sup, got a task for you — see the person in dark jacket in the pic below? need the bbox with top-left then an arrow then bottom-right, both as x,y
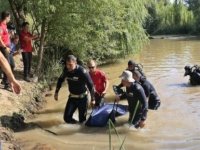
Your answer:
132,70 -> 160,110
115,70 -> 148,128
118,60 -> 145,88
54,55 -> 95,124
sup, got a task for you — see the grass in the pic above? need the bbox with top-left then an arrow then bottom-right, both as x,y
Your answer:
108,101 -> 140,150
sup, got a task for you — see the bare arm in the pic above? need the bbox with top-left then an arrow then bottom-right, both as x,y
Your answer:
0,38 -> 6,48
102,79 -> 109,94
0,51 -> 14,81
0,52 -> 21,94
54,68 -> 67,101
24,34 -> 39,42
0,35 -> 10,53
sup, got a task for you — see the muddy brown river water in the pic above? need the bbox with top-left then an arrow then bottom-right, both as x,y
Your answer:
15,37 -> 200,150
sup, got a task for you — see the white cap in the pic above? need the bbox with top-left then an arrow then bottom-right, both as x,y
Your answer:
119,70 -> 134,82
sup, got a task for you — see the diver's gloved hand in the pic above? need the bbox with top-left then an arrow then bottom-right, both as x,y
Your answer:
113,85 -> 124,96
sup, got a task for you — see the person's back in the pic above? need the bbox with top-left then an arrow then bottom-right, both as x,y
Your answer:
140,76 -> 156,97
132,71 -> 160,110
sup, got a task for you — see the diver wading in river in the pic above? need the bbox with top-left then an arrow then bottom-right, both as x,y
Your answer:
132,70 -> 161,110
115,70 -> 148,128
54,55 -> 95,124
117,60 -> 145,88
184,65 -> 200,85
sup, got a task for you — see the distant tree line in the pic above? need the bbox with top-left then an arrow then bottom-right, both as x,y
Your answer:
145,0 -> 200,34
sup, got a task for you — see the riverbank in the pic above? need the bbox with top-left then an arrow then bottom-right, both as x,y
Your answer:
0,55 -> 47,150
149,34 -> 200,40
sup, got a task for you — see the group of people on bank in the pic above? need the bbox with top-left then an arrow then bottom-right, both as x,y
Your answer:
0,11 -> 38,93
54,55 -> 161,128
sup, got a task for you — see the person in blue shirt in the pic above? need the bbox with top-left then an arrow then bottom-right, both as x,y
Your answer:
9,34 -> 20,71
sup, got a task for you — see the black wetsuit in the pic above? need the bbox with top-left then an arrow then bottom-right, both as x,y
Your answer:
120,82 -> 148,127
139,76 -> 160,110
55,65 -> 95,123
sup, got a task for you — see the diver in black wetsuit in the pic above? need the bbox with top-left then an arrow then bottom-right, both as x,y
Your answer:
132,70 -> 161,110
54,55 -> 95,124
118,60 -> 145,88
115,70 -> 148,128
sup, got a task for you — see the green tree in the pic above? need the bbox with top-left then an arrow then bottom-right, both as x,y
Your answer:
7,0 -> 149,82
0,0 -> 10,12
145,0 -> 194,34
185,0 -> 200,33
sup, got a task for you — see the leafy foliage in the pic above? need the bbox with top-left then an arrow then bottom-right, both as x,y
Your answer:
5,0 -> 148,81
145,0 -> 195,34
185,0 -> 200,33
0,0 -> 10,12
29,0 -> 149,62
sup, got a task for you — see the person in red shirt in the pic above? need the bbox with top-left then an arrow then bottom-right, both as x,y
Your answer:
87,59 -> 109,107
20,22 -> 38,82
0,11 -> 11,89
0,11 -> 11,53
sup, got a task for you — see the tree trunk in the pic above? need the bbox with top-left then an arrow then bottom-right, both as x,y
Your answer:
36,18 -> 47,79
7,0 -> 25,33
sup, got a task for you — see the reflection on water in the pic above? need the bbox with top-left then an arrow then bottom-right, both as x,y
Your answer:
15,38 -> 200,150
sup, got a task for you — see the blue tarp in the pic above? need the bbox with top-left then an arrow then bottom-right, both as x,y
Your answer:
85,103 -> 128,127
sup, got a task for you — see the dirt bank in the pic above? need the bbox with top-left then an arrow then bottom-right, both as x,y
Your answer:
0,55 -> 47,150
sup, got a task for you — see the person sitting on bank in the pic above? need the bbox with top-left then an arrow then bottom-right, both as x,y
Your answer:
115,70 -> 148,128
54,55 -> 95,124
87,59 -> 109,107
132,70 -> 160,110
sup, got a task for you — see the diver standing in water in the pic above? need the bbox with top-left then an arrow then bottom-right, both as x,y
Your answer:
116,70 -> 148,128
54,55 -> 95,124
132,70 -> 161,110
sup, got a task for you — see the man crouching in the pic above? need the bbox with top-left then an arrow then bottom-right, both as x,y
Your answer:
115,70 -> 148,128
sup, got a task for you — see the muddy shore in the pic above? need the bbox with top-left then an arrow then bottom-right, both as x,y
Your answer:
0,55 -> 48,150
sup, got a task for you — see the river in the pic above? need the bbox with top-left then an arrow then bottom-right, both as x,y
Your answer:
15,37 -> 200,150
